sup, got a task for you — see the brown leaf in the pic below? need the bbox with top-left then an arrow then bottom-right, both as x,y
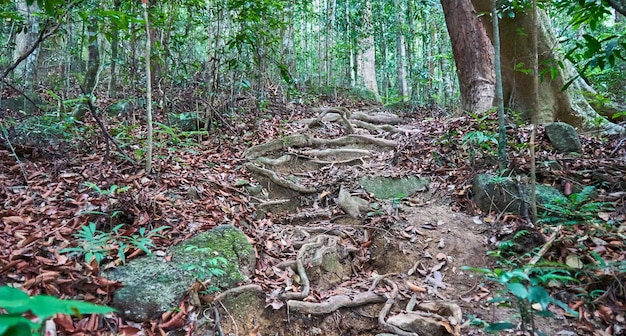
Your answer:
406,281 -> 427,293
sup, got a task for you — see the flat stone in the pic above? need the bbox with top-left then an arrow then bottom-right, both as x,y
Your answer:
360,175 -> 429,199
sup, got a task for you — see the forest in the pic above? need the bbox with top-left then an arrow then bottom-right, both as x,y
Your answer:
0,0 -> 625,335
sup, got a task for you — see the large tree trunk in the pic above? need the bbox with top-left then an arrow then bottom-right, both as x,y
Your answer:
471,0 -> 624,134
440,0 -> 495,114
357,0 -> 380,101
13,0 -> 40,93
394,0 -> 409,101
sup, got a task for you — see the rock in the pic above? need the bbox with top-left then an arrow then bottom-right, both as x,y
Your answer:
386,301 -> 462,336
104,225 -> 255,321
472,174 -> 529,215
545,122 -> 582,153
360,175 -> 429,199
472,174 -> 565,215
338,185 -> 370,218
535,184 -> 567,205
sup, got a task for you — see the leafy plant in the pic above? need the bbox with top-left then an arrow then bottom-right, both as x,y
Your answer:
462,267 -> 578,335
182,245 -> 229,281
60,222 -> 169,265
462,130 -> 499,165
539,186 -> 614,226
0,285 -> 114,336
83,182 -> 131,197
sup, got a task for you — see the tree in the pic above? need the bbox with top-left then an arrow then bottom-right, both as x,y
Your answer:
12,0 -> 40,93
469,0 -> 624,134
440,0 -> 495,114
394,0 -> 409,101
356,0 -> 380,101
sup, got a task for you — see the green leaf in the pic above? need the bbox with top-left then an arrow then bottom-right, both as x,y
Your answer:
528,286 -> 551,310
485,322 -> 515,332
30,295 -> 115,321
506,283 -> 528,299
0,317 -> 33,336
0,286 -> 31,314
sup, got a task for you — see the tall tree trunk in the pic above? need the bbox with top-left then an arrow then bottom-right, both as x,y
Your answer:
83,1 -> 100,95
357,0 -> 380,101
440,0 -> 495,114
471,0 -> 624,134
108,0 -> 121,98
394,0 -> 408,101
13,0 -> 40,94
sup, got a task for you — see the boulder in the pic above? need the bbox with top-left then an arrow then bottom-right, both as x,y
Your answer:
104,225 -> 255,321
473,174 -> 565,215
545,122 -> 582,153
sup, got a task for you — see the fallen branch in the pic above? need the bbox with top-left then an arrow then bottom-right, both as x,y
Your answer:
526,225 -> 561,271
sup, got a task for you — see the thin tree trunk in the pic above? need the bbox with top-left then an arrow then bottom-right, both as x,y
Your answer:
492,0 -> 506,171
108,0 -> 121,98
143,0 -> 154,173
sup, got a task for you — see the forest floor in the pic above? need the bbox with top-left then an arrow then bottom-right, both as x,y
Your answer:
1,92 -> 625,336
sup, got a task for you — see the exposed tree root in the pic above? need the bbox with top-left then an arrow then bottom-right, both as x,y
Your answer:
309,107 -> 355,134
244,163 -> 317,194
294,148 -> 371,160
213,284 -> 263,303
278,235 -> 338,300
351,111 -> 402,125
257,199 -> 291,208
370,275 -> 419,336
244,134 -> 397,160
287,291 -> 386,315
276,235 -> 340,278
256,155 -> 292,166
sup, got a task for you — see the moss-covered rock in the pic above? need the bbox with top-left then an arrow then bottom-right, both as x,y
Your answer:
472,174 -> 565,215
360,175 -> 429,199
104,225 -> 254,321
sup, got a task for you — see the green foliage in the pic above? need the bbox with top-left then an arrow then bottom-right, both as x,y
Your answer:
539,186 -> 614,226
0,285 -> 114,336
462,266 -> 577,334
182,246 -> 229,281
60,223 -> 169,265
83,182 -> 130,197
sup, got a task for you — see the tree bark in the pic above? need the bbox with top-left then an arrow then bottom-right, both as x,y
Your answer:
471,0 -> 624,134
357,0 -> 380,101
83,0 -> 100,95
13,0 -> 40,93
394,0 -> 409,101
108,0 -> 121,98
440,0 -> 495,114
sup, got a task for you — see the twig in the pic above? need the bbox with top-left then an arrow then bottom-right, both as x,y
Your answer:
526,225 -> 561,271
81,88 -> 135,164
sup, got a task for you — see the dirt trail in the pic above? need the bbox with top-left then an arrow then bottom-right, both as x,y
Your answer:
201,106 -> 526,336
